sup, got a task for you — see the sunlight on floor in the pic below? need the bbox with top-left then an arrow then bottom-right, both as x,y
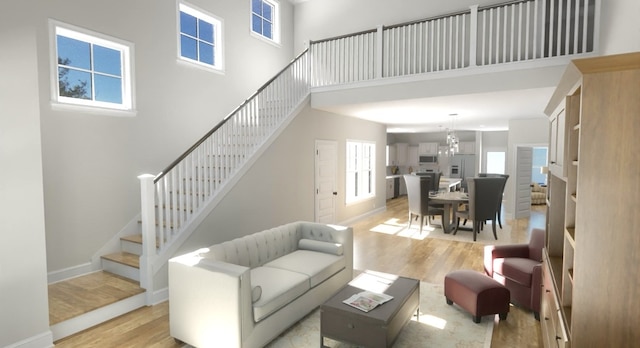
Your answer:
369,218 -> 438,240
412,312 -> 447,330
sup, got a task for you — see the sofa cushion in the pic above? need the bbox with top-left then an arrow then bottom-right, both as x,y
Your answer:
264,250 -> 344,288
250,266 -> 310,322
493,257 -> 540,287
299,238 -> 343,256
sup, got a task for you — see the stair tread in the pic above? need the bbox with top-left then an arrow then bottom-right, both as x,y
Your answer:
121,234 -> 162,248
48,271 -> 144,325
101,252 -> 140,268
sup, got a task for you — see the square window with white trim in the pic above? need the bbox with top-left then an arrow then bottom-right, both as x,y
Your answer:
346,140 -> 376,204
179,2 -> 224,71
51,22 -> 134,111
251,0 -> 280,44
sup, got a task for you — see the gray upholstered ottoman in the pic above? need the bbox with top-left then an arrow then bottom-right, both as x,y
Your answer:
444,270 -> 510,323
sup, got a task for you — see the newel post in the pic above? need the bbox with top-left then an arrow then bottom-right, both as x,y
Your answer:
469,5 -> 479,67
138,174 -> 156,304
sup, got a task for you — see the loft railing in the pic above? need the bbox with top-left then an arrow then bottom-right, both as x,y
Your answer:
137,0 -> 597,302
309,0 -> 597,86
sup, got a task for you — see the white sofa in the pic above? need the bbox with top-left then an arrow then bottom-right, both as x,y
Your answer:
168,221 -> 353,348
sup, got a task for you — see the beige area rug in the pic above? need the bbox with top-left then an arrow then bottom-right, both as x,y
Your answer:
266,281 -> 494,348
368,216 -> 515,245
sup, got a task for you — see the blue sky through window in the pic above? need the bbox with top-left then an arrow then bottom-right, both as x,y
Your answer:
252,0 -> 274,39
57,33 -> 124,105
180,8 -> 216,66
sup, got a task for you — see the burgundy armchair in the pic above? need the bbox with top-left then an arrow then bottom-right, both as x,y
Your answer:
483,228 -> 546,320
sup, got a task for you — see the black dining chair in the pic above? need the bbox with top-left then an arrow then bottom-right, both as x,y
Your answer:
403,174 -> 445,234
454,177 -> 504,241
478,173 -> 509,229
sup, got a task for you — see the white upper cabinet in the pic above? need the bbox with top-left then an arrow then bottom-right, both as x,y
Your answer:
418,142 -> 439,155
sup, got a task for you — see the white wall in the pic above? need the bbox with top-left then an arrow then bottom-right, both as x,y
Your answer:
178,102 -> 387,255
0,9 -> 52,347
504,118 -> 549,219
25,0 -> 295,273
599,0 -> 640,55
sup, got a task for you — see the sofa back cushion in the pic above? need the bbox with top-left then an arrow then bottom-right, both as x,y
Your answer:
202,222 -> 300,268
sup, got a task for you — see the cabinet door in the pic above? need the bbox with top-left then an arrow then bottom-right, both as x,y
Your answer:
549,106 -> 566,176
396,143 -> 408,165
386,179 -> 394,199
408,146 -> 419,167
459,142 -> 475,154
387,145 -> 397,165
419,142 -> 438,155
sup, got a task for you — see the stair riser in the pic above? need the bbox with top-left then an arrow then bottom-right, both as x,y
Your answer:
50,292 -> 146,341
120,239 -> 142,255
102,259 -> 140,282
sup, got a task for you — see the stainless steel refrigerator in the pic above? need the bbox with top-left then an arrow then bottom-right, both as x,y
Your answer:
449,154 -> 476,181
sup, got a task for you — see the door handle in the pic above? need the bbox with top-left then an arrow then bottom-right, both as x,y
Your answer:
333,192 -> 338,195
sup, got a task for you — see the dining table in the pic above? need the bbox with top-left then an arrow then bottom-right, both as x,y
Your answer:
429,191 -> 469,233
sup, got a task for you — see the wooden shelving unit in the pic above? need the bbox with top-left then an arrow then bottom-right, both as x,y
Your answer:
541,52 -> 640,348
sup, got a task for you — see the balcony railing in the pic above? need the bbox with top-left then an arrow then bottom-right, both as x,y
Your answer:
310,0 -> 597,86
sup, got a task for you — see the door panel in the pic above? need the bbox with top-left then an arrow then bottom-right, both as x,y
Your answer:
315,140 -> 337,223
515,146 -> 533,218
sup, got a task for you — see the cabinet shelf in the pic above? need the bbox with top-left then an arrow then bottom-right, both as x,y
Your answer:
572,160 -> 578,166
565,228 -> 576,247
568,268 -> 574,284
570,193 -> 577,203
573,124 -> 580,131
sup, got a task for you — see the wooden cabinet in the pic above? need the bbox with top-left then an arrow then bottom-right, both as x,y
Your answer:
548,105 -> 567,177
418,142 -> 438,155
543,52 -> 640,348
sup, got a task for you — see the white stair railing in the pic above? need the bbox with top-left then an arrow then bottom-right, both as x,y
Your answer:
137,0 -> 598,303
138,50 -> 310,301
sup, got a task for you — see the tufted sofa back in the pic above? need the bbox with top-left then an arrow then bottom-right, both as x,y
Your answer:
201,221 -> 348,269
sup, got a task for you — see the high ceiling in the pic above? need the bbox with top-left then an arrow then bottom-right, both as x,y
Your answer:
313,87 -> 555,133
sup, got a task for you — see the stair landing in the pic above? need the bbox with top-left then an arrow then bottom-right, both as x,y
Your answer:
49,271 -> 144,325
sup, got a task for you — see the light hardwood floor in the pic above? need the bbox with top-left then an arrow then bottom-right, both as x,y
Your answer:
54,196 -> 545,347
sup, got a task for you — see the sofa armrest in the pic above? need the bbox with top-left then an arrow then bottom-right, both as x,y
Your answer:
531,263 -> 543,313
169,250 -> 253,347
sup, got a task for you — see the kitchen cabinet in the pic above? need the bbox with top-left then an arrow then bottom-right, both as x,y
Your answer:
395,143 -> 408,165
385,178 -> 394,199
387,145 -> 396,166
418,142 -> 438,155
542,52 -> 640,348
408,146 -> 419,167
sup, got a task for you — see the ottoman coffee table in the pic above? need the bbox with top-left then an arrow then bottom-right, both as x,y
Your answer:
320,271 -> 420,348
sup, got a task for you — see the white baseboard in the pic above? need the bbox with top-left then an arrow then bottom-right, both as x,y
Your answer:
339,206 -> 386,226
4,331 -> 54,348
47,262 -> 94,284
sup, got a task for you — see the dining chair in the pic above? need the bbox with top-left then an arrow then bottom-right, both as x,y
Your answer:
478,173 -> 509,229
454,177 -> 504,241
403,174 -> 445,234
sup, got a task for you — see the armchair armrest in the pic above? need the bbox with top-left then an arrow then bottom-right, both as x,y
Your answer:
531,263 -> 543,314
483,244 -> 530,276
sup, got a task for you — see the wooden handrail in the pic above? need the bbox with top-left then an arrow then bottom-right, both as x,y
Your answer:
153,48 -> 309,183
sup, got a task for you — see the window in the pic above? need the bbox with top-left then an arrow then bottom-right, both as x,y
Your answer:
532,147 -> 549,185
346,141 -> 375,203
179,3 -> 223,70
486,151 -> 506,174
251,0 -> 280,44
52,23 -> 133,110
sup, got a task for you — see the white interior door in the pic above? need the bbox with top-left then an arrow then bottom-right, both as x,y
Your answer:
515,146 -> 533,218
315,140 -> 337,223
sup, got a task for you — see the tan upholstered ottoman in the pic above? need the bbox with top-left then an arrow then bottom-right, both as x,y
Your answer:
444,270 -> 510,323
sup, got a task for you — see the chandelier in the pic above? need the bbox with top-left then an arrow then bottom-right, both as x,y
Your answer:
439,114 -> 459,157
